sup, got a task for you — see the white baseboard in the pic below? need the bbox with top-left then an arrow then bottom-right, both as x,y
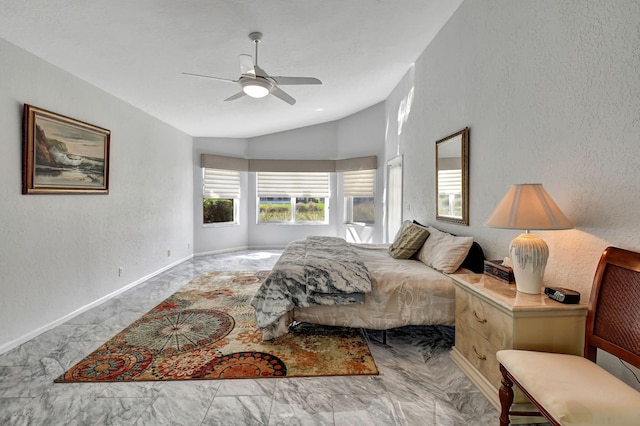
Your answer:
0,254 -> 193,355
248,245 -> 286,250
194,245 -> 285,257
194,246 -> 249,257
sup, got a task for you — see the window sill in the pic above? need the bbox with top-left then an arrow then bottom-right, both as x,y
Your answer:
256,222 -> 329,226
203,222 -> 239,228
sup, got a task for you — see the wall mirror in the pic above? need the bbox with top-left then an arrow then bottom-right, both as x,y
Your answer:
436,127 -> 469,225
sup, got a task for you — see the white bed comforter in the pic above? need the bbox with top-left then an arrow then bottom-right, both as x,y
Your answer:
293,243 -> 456,330
255,242 -> 457,340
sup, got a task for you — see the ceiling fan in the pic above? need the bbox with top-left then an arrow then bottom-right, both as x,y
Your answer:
183,32 -> 322,105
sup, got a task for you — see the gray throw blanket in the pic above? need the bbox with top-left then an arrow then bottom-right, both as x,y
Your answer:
251,236 -> 371,339
304,236 -> 372,294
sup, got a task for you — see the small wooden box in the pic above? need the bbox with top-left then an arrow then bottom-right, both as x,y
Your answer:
484,260 -> 515,284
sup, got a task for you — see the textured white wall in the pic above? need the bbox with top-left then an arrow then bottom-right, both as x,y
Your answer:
388,0 -> 640,297
386,0 -> 640,387
0,38 -> 193,352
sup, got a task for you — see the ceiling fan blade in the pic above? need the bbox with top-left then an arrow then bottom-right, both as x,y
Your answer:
253,65 -> 270,78
270,76 -> 322,85
224,91 -> 246,102
270,86 -> 296,105
239,54 -> 255,76
182,72 -> 238,84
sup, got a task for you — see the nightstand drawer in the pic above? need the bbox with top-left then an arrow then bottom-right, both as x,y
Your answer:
455,287 -> 513,349
455,327 -> 501,389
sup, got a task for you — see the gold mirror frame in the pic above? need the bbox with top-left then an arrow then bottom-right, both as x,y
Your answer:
436,127 -> 469,225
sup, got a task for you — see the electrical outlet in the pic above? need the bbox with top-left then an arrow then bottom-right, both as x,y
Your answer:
167,249 -> 171,257
118,267 -> 123,277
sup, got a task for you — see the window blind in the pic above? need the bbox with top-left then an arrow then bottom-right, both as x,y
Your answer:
437,169 -> 462,195
257,172 -> 329,198
343,169 -> 375,197
203,168 -> 240,199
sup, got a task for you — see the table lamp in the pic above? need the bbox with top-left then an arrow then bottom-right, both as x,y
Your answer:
485,184 -> 572,294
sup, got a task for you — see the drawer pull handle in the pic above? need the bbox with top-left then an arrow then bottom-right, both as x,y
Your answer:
472,310 -> 487,324
472,345 -> 487,361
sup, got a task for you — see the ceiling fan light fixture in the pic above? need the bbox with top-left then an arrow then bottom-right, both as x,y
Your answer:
241,78 -> 272,98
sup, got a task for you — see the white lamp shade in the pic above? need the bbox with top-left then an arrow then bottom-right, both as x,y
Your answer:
485,184 -> 572,230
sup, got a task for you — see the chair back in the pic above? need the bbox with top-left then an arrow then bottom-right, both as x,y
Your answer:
585,246 -> 640,369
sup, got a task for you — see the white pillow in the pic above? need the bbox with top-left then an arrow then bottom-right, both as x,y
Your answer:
415,227 -> 473,273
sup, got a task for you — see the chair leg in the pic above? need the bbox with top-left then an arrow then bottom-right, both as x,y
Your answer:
499,364 -> 514,426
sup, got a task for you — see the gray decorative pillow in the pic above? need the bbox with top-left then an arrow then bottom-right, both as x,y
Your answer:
389,221 -> 430,259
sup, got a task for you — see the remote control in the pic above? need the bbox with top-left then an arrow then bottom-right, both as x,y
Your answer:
544,287 -> 581,304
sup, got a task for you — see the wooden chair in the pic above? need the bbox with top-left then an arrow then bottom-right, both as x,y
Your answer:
496,246 -> 640,426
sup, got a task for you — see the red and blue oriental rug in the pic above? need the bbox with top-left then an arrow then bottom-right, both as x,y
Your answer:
55,270 -> 378,382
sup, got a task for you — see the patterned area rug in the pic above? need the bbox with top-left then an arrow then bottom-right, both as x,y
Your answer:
55,271 -> 378,382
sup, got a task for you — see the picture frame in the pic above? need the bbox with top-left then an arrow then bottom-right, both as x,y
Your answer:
22,104 -> 110,194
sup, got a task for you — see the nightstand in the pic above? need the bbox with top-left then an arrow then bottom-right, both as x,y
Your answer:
449,273 -> 587,416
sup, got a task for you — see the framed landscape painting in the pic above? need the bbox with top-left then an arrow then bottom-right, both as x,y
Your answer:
22,104 -> 110,194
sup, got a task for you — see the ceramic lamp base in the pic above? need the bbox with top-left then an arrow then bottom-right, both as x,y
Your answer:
509,232 -> 549,294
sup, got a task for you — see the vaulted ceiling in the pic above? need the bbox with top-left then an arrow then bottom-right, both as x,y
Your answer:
0,0 -> 462,138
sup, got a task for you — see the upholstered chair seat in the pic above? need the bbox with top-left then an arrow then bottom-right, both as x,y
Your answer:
497,350 -> 640,425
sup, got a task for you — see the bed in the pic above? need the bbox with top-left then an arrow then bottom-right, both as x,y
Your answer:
251,222 -> 485,340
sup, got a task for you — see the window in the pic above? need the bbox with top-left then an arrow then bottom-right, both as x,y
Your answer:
344,169 -> 375,224
257,172 -> 329,223
203,168 -> 240,224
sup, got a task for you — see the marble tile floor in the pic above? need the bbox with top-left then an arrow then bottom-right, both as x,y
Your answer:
0,249 -> 501,425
